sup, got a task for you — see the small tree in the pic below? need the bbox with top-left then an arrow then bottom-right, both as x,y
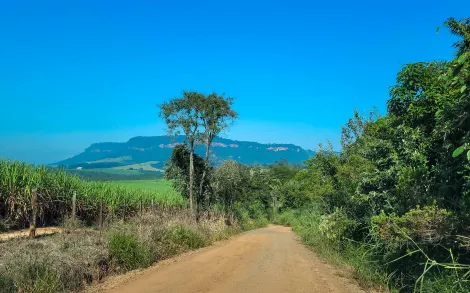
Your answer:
159,91 -> 205,212
212,160 -> 249,218
198,93 -> 238,212
165,145 -> 210,201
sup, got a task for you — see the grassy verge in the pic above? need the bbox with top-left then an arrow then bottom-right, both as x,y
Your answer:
0,209 -> 266,293
275,207 -> 390,292
276,207 -> 470,293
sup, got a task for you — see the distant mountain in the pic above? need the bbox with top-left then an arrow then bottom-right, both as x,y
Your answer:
55,136 -> 314,170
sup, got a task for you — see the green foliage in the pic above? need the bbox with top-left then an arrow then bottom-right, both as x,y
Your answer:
233,201 -> 269,230
212,160 -> 250,208
148,225 -> 208,260
272,17 -> 470,292
0,160 -> 184,229
6,260 -> 62,293
168,226 -> 208,249
113,179 -> 174,192
277,207 -> 388,290
453,144 -> 470,162
165,145 -> 211,209
159,91 -> 211,211
0,220 -> 7,232
69,168 -> 163,181
318,208 -> 357,245
371,204 -> 453,249
0,274 -> 15,293
108,232 -> 154,271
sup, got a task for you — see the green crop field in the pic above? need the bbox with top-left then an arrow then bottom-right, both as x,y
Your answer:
79,168 -> 146,176
0,160 -> 185,229
112,179 -> 173,192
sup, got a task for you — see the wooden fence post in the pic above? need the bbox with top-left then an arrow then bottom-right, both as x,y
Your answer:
72,191 -> 77,222
123,199 -> 126,222
151,199 -> 154,215
99,194 -> 103,239
139,196 -> 143,218
29,188 -> 38,239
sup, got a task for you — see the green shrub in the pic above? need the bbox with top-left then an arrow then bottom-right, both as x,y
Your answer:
0,274 -> 15,293
149,225 -> 208,259
0,220 -> 7,232
318,207 -> 357,245
108,232 -> 154,271
420,272 -> 470,293
170,226 -> 207,250
278,207 -> 388,291
233,204 -> 268,231
150,227 -> 181,259
30,268 -> 62,293
371,203 -> 452,249
211,225 -> 241,241
6,261 -> 62,293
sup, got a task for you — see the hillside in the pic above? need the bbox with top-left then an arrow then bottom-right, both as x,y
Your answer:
56,136 -> 314,170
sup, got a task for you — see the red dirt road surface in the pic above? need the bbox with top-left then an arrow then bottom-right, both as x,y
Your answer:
92,225 -> 367,293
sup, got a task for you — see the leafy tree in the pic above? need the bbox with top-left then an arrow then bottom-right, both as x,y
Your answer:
212,160 -> 250,216
159,91 -> 205,212
440,18 -> 470,165
164,145 -> 209,202
444,17 -> 470,56
198,93 -> 238,213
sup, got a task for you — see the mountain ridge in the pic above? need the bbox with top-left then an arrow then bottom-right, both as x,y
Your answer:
56,135 -> 314,169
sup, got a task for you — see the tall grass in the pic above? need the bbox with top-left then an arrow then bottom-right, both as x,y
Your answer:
277,207 -> 470,292
0,208 -> 264,293
0,160 -> 185,229
276,207 -> 390,291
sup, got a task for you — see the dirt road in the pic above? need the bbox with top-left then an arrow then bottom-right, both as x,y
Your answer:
0,227 -> 63,241
95,225 -> 366,293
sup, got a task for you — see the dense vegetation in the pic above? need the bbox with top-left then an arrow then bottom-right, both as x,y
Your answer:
0,160 -> 184,229
0,210 -> 247,293
0,157 -> 270,293
272,17 -> 470,292
165,145 -> 273,227
1,16 -> 469,293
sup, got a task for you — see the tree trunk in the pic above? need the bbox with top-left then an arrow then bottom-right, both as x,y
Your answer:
272,193 -> 275,222
29,188 -> 38,239
72,191 -> 76,223
189,149 -> 194,213
99,194 -> 103,240
198,140 -> 211,218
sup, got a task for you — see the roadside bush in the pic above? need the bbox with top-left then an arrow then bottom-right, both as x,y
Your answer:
150,225 -> 208,259
108,232 -> 154,271
0,274 -> 15,293
318,207 -> 357,245
170,225 -> 207,249
6,260 -> 62,293
278,207 -> 388,291
150,227 -> 182,259
211,225 -> 241,241
420,273 -> 470,293
233,203 -> 268,231
371,203 -> 453,249
0,220 -> 7,232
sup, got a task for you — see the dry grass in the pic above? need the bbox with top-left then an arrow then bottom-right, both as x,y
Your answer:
0,210 -> 240,293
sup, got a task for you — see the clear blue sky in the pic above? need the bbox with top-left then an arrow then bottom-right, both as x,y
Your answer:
1,1 -> 469,164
